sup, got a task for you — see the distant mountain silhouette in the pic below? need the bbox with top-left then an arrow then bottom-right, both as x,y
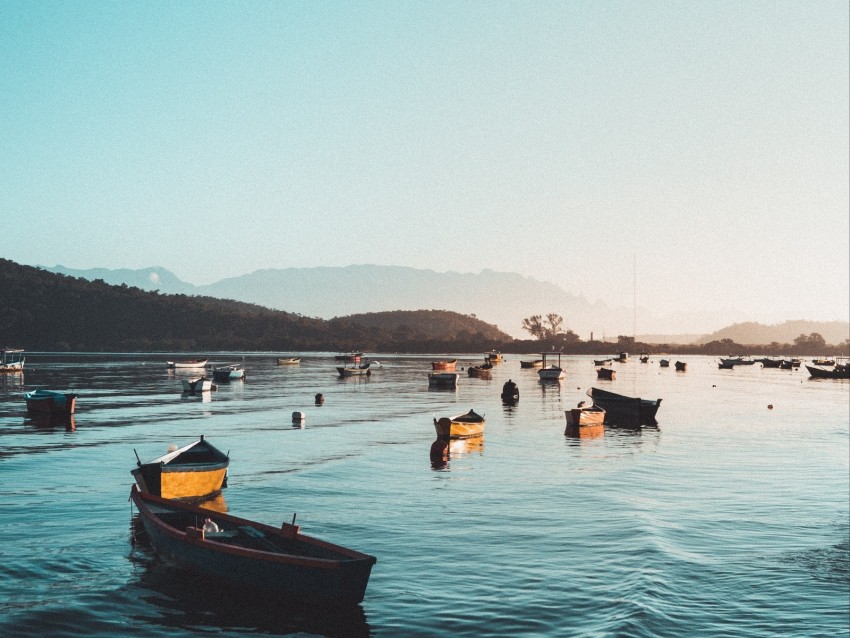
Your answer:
40,264 -> 849,344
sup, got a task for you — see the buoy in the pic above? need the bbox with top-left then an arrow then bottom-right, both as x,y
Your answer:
292,411 -> 306,427
430,439 -> 449,462
767,404 -> 773,410
315,393 -> 324,405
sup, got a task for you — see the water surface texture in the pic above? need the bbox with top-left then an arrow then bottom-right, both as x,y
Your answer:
0,353 -> 847,637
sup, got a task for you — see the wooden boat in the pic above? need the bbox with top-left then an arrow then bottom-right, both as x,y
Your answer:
212,365 -> 244,382
719,357 -> 755,367
596,367 -> 616,380
167,359 -> 208,369
811,358 -> 835,366
537,352 -> 565,380
718,360 -> 736,369
467,364 -> 493,379
181,377 -> 214,393
659,359 -> 670,367
639,353 -> 649,363
806,364 -> 850,379
132,435 -> 229,499
780,358 -> 801,369
564,404 -> 605,428
428,371 -> 459,388
586,387 -> 662,428
520,359 -> 543,369
130,484 -> 376,604
277,357 -> 301,365
24,389 -> 77,416
617,352 -> 629,363
593,358 -> 613,366
485,351 -> 503,364
500,379 -> 519,403
757,358 -> 783,368
334,352 -> 363,363
0,348 -> 25,373
674,361 -> 687,372
431,359 -> 457,371
434,409 -> 485,439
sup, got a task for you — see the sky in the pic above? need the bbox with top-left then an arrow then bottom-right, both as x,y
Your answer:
2,1 -> 848,333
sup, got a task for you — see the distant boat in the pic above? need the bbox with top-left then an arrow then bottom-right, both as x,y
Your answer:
24,389 -> 77,416
167,359 -> 208,369
593,358 -> 613,366
617,352 -> 629,363
434,409 -> 486,439
811,358 -> 835,366
780,358 -> 801,369
431,359 -> 457,371
0,348 -> 25,373
639,353 -> 649,363
335,352 -> 363,363
132,435 -> 229,500
719,357 -> 755,367
659,359 -> 670,367
586,387 -> 662,428
468,363 -> 493,379
757,358 -> 783,368
675,361 -> 688,372
520,359 -> 543,369
537,352 -> 565,381
130,485 -> 377,605
718,360 -> 736,369
596,367 -> 616,380
337,362 -> 371,378
428,371 -> 459,388
485,351 -> 503,364
277,357 -> 301,365
181,377 -> 214,393
213,365 -> 244,382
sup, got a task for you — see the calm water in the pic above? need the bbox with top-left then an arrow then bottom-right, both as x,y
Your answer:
0,353 -> 847,637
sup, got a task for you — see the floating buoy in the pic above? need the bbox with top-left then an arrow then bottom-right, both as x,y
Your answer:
429,438 -> 449,462
315,393 -> 324,405
292,411 -> 306,427
767,404 -> 773,410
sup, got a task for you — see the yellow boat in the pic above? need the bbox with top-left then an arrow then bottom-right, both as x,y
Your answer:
132,435 -> 229,500
434,409 -> 485,439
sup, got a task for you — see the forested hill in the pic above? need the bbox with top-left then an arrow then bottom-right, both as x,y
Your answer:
0,259 -> 510,352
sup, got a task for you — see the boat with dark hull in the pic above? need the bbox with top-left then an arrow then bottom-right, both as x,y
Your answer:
428,371 -> 459,388
596,367 -> 616,380
675,361 -> 688,372
132,435 -> 230,500
805,364 -> 849,379
24,389 -> 77,416
586,387 -> 661,428
130,485 -> 376,605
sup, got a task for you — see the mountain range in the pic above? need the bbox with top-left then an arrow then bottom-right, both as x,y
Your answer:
40,264 -> 849,345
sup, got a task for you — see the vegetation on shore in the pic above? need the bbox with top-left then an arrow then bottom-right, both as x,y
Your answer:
1,259 -> 847,356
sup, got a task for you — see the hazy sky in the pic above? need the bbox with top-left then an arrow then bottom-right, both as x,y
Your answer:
2,1 -> 848,328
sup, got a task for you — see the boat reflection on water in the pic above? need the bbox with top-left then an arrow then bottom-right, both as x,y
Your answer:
429,435 -> 484,468
564,423 -> 604,439
26,413 -> 76,432
127,532 -> 370,637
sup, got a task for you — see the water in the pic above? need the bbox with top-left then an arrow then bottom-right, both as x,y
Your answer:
0,353 -> 847,637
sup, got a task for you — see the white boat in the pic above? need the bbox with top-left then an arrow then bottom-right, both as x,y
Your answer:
537,352 -> 565,380
213,365 -> 244,382
167,358 -> 208,369
0,348 -> 25,373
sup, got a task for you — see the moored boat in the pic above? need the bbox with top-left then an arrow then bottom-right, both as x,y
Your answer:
675,361 -> 687,372
428,371 -> 459,388
520,359 -> 544,369
132,435 -> 229,499
24,389 -> 77,416
431,359 -> 457,371
277,357 -> 301,365
0,348 -> 25,373
659,359 -> 670,367
485,351 -> 503,364
564,404 -> 605,428
805,364 -> 850,379
780,358 -> 801,369
812,358 -> 835,366
617,352 -> 629,363
596,367 -> 616,380
167,359 -> 208,369
500,379 -> 519,404
337,363 -> 371,377
757,358 -> 783,368
468,364 -> 493,379
719,357 -> 755,366
593,358 -> 613,366
213,365 -> 245,382
537,352 -> 565,381
434,409 -> 485,439
586,387 -> 662,428
639,353 -> 649,363
130,485 -> 377,605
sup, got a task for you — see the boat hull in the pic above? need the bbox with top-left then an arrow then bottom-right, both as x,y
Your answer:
565,406 -> 605,428
806,365 -> 850,379
132,436 -> 230,499
24,390 -> 76,415
130,486 -> 376,605
587,387 -> 661,428
434,410 -> 485,439
167,359 -> 208,369
537,366 -> 564,380
428,372 -> 459,388
596,368 -> 616,380
431,360 -> 457,371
